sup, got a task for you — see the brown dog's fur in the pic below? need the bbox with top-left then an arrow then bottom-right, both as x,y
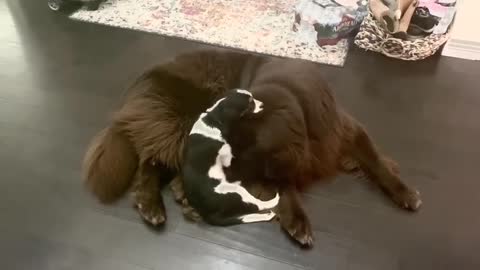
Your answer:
82,50 -> 421,246
83,50 -> 268,223
226,58 -> 421,245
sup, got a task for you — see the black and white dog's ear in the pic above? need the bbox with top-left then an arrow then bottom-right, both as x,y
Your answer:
207,109 -> 224,126
206,103 -> 235,127
217,105 -> 237,122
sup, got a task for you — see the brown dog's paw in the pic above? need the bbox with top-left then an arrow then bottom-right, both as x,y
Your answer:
134,201 -> 166,226
280,214 -> 314,248
392,187 -> 422,211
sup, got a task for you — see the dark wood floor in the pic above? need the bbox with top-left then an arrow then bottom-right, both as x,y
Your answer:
2,1 -> 480,269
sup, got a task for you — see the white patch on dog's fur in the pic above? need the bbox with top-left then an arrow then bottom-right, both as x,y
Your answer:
218,143 -> 233,167
239,211 -> 276,223
189,113 -> 223,141
236,89 -> 252,96
209,143 -> 279,211
253,99 -> 263,113
206,98 -> 226,112
208,144 -> 230,179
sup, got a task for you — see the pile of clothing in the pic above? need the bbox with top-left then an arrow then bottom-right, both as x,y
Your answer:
293,0 -> 370,46
370,0 -> 457,40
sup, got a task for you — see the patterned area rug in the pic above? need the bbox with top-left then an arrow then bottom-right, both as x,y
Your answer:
70,0 -> 349,66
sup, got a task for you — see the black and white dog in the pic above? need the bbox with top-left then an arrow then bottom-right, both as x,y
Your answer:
182,89 -> 279,226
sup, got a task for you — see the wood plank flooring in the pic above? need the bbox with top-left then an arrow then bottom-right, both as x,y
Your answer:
1,1 -> 479,269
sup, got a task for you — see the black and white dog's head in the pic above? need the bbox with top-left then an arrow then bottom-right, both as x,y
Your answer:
184,88 -> 279,226
204,89 -> 263,131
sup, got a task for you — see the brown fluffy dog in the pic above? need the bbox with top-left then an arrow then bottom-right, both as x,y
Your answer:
82,49 -> 421,247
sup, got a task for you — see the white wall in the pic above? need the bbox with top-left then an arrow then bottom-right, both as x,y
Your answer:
448,1 -> 480,43
442,0 -> 480,60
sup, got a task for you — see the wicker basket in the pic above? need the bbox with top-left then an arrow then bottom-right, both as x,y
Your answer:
354,13 -> 450,60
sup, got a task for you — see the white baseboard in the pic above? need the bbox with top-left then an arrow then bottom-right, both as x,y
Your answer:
442,39 -> 480,61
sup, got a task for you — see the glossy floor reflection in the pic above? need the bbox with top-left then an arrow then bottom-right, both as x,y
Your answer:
1,1 -> 480,269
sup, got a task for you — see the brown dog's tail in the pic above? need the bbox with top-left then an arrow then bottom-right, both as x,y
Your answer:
82,125 -> 138,204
